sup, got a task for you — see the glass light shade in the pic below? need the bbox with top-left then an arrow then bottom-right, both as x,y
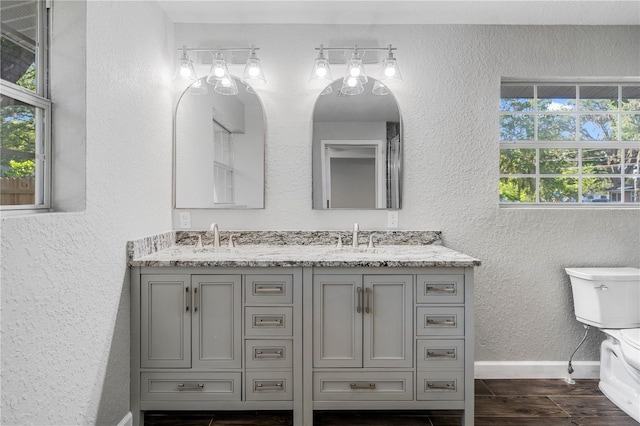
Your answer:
340,75 -> 365,95
174,58 -> 197,82
214,76 -> 239,96
242,53 -> 266,85
188,78 -> 208,95
345,53 -> 368,85
380,53 -> 402,82
310,54 -> 332,82
319,83 -> 333,96
206,53 -> 230,85
372,80 -> 390,96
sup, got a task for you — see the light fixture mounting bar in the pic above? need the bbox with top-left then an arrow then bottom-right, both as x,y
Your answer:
178,46 -> 260,53
315,45 -> 396,52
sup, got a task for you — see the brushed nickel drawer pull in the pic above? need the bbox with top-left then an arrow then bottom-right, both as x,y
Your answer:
255,349 -> 284,359
255,317 -> 284,326
349,383 -> 377,390
255,382 -> 284,391
426,317 -> 456,326
426,381 -> 456,391
177,383 -> 204,391
426,285 -> 456,293
356,287 -> 362,313
255,285 -> 284,294
427,350 -> 456,358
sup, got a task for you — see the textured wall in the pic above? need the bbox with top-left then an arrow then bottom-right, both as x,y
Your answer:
0,1 -> 173,425
174,24 -> 640,361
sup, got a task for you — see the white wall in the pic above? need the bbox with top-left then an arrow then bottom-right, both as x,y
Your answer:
174,24 -> 640,362
0,1 -> 173,424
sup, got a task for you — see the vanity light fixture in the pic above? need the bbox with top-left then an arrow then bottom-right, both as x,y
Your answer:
173,46 -> 198,82
310,44 -> 402,96
174,45 -> 266,96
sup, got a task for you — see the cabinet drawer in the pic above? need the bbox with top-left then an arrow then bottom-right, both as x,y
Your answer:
245,371 -> 293,401
245,307 -> 293,337
416,274 -> 464,304
314,371 -> 413,401
245,275 -> 293,304
140,372 -> 241,401
416,371 -> 465,401
417,340 -> 465,370
416,307 -> 464,336
245,339 -> 293,369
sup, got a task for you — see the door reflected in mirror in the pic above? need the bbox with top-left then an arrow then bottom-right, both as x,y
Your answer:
174,77 -> 265,209
312,78 -> 401,209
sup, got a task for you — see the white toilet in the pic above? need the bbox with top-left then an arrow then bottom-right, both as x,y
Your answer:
566,267 -> 640,423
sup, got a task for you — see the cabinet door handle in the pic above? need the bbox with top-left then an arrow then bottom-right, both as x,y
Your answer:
426,285 -> 456,293
255,382 -> 284,391
177,383 -> 204,391
185,286 -> 190,312
350,383 -> 376,390
356,287 -> 362,313
193,287 -> 198,313
365,287 -> 371,314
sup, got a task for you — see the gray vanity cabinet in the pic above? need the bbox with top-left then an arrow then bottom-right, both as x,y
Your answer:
312,274 -> 412,368
140,274 -> 241,369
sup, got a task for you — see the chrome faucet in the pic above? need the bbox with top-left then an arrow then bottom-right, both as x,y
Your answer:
209,223 -> 220,248
352,223 -> 359,248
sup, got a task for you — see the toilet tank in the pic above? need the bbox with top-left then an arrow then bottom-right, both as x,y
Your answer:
565,267 -> 640,328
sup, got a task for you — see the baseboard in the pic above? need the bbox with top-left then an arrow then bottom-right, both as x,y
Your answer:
474,361 -> 600,380
117,412 -> 133,426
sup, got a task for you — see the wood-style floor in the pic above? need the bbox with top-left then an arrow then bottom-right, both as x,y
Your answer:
144,379 -> 638,425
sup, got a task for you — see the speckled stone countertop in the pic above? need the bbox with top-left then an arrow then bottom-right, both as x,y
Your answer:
127,230 -> 480,268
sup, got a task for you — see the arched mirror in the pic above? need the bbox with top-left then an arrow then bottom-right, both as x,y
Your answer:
174,77 -> 265,209
312,78 -> 401,209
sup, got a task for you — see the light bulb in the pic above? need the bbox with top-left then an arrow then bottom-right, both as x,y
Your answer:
180,64 -> 192,78
248,65 -> 260,77
214,66 -> 225,78
316,66 -> 327,78
221,77 -> 231,86
384,66 -> 396,78
347,76 -> 358,87
350,67 -> 361,77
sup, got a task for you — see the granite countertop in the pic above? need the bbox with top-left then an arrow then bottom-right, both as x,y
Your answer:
127,231 -> 481,268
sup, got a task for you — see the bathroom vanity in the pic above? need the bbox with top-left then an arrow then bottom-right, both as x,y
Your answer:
128,231 -> 480,425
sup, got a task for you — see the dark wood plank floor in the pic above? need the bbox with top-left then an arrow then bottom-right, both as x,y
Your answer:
144,379 -> 637,425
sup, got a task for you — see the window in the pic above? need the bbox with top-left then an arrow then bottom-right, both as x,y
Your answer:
1,0 -> 50,210
499,80 -> 640,205
212,121 -> 234,204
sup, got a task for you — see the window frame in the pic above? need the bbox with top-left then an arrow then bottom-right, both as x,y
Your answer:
499,78 -> 640,208
1,0 -> 52,212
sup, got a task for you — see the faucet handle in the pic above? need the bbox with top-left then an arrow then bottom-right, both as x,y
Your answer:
336,234 -> 343,248
228,234 -> 237,248
196,235 -> 203,248
367,233 -> 377,249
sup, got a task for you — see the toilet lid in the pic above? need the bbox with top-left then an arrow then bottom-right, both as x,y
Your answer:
620,328 -> 640,350
565,267 -> 640,281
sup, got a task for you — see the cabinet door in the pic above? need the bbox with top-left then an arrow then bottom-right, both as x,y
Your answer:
313,274 -> 362,367
363,275 -> 413,368
192,275 -> 241,369
141,275 -> 191,368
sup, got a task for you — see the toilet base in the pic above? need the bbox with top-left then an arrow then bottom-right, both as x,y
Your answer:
600,337 -> 640,423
